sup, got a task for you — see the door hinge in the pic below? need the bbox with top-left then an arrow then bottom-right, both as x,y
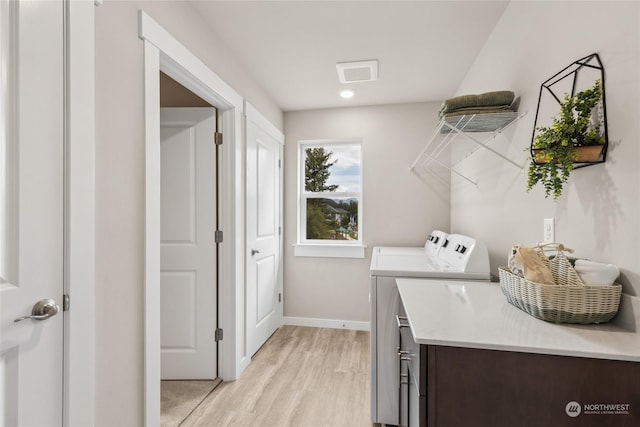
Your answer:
278,159 -> 281,169
215,328 -> 224,342
63,294 -> 71,311
278,226 -> 282,236
214,132 -> 223,146
278,293 -> 282,303
215,230 -> 223,243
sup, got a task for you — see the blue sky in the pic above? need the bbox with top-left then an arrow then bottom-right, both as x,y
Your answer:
325,144 -> 361,193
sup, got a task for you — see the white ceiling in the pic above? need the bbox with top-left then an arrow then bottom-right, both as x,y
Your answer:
190,1 -> 510,112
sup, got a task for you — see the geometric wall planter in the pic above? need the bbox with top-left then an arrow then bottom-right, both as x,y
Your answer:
531,53 -> 608,169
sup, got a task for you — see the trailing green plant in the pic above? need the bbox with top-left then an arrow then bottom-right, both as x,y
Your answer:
527,80 -> 605,199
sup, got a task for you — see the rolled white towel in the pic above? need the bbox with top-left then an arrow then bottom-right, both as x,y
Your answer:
574,260 -> 620,286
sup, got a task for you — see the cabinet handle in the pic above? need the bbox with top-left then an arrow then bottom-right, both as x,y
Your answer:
396,315 -> 410,328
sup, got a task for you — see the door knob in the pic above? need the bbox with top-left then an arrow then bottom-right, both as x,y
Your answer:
251,248 -> 260,256
14,299 -> 60,323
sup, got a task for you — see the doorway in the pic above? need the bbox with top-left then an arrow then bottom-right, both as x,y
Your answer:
141,11 -> 249,426
245,105 -> 284,358
159,74 -> 221,425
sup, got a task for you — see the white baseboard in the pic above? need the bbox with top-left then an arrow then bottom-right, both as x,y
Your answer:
283,316 -> 370,331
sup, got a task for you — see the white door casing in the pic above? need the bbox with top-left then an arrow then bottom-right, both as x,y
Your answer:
0,0 -> 64,425
245,104 -> 284,357
141,11 -> 248,425
160,108 -> 217,379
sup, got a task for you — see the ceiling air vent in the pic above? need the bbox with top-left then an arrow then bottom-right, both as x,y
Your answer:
336,60 -> 378,84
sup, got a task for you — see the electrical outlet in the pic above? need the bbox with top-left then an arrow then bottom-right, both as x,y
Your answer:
543,218 -> 554,243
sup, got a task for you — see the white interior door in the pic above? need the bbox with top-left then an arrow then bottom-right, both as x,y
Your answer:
0,0 -> 64,425
160,108 -> 217,379
246,114 -> 283,357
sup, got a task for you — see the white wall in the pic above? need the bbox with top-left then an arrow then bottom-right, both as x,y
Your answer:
283,103 -> 450,323
450,1 -> 640,298
95,2 -> 282,425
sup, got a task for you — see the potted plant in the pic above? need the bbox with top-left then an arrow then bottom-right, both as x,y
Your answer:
527,80 -> 606,199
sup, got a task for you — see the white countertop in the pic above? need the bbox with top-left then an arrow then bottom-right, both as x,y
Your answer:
397,278 -> 640,362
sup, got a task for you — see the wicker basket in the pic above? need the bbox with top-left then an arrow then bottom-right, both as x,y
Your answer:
499,250 -> 622,324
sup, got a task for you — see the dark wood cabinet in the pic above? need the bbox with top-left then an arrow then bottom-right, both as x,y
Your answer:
396,279 -> 640,427
420,345 -> 640,427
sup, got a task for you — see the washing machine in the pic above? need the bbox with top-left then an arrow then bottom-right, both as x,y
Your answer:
369,232 -> 491,426
374,229 -> 448,257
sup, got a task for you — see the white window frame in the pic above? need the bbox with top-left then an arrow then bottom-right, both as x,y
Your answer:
295,138 -> 365,258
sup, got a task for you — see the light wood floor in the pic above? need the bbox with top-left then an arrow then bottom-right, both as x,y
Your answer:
161,379 -> 221,427
181,325 -> 373,426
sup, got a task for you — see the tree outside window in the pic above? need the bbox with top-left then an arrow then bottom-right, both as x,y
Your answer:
299,141 -> 362,244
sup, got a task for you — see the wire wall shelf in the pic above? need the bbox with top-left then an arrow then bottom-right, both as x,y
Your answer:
410,111 -> 527,186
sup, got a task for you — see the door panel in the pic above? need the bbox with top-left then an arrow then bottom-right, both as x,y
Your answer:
246,118 -> 282,357
1,0 -> 64,425
257,144 -> 276,236
160,108 -> 217,379
256,255 -> 276,323
160,272 -> 196,349
160,127 -> 196,243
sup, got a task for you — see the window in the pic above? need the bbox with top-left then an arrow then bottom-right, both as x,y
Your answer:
295,139 -> 364,258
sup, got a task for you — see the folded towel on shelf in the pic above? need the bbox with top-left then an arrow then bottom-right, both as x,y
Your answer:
574,260 -> 620,286
442,106 -> 515,118
439,110 -> 519,134
443,104 -> 513,115
440,90 -> 515,115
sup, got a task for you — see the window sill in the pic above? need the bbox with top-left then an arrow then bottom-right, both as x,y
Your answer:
294,243 -> 366,259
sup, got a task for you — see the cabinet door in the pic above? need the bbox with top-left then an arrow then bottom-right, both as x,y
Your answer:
400,324 -> 427,427
399,367 -> 409,427
430,346 -> 640,427
398,298 -> 410,427
408,362 -> 427,427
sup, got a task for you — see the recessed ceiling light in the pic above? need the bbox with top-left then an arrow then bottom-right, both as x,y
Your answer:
340,89 -> 355,99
